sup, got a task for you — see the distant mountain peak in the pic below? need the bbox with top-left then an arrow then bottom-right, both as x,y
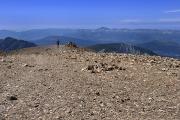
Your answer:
96,27 -> 111,31
4,37 -> 17,41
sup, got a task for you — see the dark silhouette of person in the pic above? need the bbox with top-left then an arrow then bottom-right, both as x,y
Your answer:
56,40 -> 60,48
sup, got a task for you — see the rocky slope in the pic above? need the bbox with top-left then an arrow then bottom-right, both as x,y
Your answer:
0,46 -> 180,120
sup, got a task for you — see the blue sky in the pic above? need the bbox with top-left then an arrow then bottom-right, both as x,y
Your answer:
0,0 -> 180,30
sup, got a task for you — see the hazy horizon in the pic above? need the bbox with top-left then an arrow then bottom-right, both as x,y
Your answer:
2,26 -> 180,32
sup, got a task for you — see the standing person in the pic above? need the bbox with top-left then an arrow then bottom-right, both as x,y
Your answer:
56,40 -> 60,48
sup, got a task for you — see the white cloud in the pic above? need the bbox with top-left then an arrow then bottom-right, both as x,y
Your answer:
118,18 -> 180,25
159,19 -> 180,23
119,19 -> 143,23
165,9 -> 180,13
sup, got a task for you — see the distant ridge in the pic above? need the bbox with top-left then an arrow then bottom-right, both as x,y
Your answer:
88,43 -> 157,55
0,37 -> 37,51
137,40 -> 180,57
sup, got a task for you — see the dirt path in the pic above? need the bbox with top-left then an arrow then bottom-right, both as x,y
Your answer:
0,46 -> 180,120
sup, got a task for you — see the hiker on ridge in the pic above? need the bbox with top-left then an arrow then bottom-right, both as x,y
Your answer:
56,40 -> 60,48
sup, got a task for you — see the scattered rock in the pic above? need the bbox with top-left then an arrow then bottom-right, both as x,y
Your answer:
84,63 -> 125,73
65,42 -> 78,48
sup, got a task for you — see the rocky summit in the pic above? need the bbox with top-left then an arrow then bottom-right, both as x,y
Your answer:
0,46 -> 180,120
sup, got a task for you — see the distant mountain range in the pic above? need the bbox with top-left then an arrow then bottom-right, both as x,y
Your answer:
0,37 -> 37,51
88,43 -> 157,56
0,29 -> 77,40
1,28 -> 180,44
0,28 -> 180,58
33,36 -> 97,46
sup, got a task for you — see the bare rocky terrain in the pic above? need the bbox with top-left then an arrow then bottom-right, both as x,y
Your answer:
0,46 -> 180,120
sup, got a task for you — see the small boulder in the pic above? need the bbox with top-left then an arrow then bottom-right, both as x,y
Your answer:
7,96 -> 18,101
95,92 -> 100,96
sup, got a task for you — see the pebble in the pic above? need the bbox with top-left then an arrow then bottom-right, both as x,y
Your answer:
0,105 -> 5,113
22,64 -> 28,67
81,68 -> 86,71
0,58 -> 5,62
161,68 -> 168,71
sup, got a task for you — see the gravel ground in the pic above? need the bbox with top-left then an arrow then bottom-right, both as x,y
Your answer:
0,46 -> 180,120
